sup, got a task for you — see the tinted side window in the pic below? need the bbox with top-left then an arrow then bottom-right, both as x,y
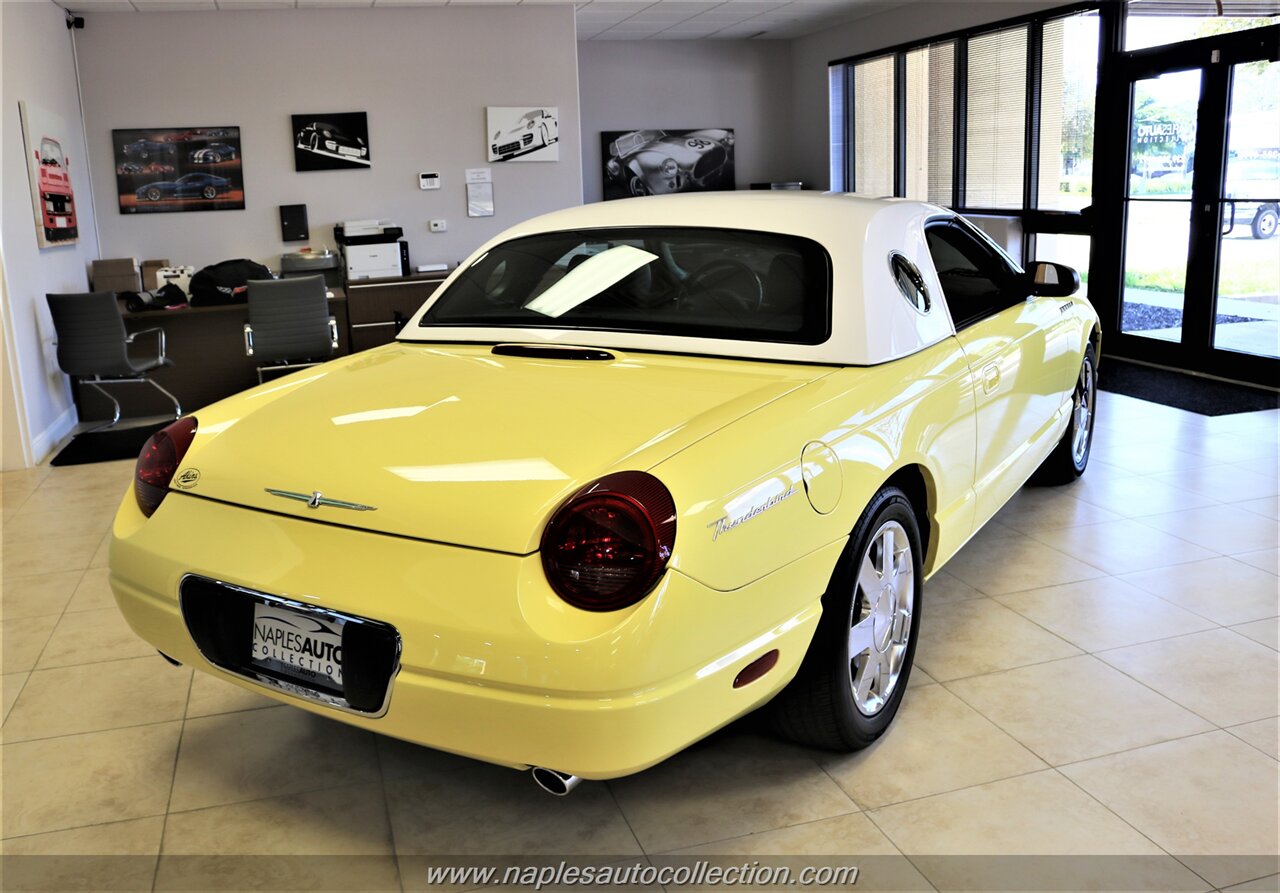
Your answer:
925,223 -> 1020,329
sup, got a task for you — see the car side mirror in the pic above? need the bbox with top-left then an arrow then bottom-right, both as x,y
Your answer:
1025,261 -> 1080,298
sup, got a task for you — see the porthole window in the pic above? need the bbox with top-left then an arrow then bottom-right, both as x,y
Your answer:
890,253 -> 931,313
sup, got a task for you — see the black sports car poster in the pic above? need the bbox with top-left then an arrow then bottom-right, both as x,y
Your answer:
601,129 -> 735,201
292,112 -> 371,171
112,126 -> 244,215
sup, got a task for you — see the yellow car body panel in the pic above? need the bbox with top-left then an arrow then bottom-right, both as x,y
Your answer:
111,487 -> 837,778
107,194 -> 1101,780
170,345 -> 833,554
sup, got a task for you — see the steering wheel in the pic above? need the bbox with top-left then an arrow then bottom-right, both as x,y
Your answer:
684,260 -> 765,313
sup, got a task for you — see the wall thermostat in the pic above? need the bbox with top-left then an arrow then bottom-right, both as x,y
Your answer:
419,172 -> 440,190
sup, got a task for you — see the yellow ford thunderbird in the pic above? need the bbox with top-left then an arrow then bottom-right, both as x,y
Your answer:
110,193 -> 1098,795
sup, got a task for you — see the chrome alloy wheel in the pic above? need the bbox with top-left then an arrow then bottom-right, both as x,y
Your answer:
1072,353 -> 1096,468
848,519 -> 914,716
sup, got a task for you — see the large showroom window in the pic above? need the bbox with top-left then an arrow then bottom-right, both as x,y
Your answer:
1124,0 -> 1279,49
830,7 -> 1102,217
965,26 -> 1028,208
1039,12 -> 1101,211
904,42 -> 955,205
852,55 -> 895,197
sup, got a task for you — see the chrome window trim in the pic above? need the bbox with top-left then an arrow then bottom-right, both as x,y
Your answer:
888,251 -> 931,314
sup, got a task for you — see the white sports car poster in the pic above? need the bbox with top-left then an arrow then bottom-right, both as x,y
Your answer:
487,107 -> 559,163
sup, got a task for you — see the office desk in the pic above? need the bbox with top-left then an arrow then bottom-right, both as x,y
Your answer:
344,272 -> 449,350
73,298 -> 350,421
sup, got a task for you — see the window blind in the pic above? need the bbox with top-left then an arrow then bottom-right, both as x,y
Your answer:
905,42 -> 955,204
853,55 -> 895,197
965,26 -> 1028,208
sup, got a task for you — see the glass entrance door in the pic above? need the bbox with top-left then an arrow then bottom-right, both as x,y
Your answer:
1215,60 -> 1279,360
1121,69 -> 1200,346
1107,25 -> 1279,386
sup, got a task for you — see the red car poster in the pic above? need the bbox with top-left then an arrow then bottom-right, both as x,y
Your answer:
20,101 -> 79,248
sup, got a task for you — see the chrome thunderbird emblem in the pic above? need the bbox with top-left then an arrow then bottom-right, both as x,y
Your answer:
264,489 -> 378,512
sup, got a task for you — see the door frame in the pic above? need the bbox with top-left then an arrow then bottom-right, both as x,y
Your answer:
1089,23 -> 1279,388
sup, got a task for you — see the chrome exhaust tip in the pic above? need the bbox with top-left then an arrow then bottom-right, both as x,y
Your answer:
531,767 -> 581,796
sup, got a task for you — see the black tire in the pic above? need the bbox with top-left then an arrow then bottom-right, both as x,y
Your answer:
1031,343 -> 1097,485
629,175 -> 650,197
145,187 -> 162,202
201,186 -> 217,199
1252,206 -> 1278,240
770,486 -> 922,751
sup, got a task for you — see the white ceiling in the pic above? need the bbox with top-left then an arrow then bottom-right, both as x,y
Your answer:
53,0 -> 892,41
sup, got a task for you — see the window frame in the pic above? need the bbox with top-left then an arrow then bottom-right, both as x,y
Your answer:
830,2 -> 1104,230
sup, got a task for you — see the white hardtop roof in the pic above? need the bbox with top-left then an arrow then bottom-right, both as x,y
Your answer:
401,192 -> 960,366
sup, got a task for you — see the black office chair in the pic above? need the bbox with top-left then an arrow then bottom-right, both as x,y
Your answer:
243,275 -> 338,383
45,291 -> 181,430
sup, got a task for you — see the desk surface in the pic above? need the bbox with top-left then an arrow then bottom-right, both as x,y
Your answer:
122,295 -> 347,321
344,271 -> 451,287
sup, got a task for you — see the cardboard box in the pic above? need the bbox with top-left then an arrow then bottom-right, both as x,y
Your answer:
92,258 -> 140,294
141,259 -> 170,291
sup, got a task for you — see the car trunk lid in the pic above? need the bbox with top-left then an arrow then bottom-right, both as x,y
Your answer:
177,343 -> 831,553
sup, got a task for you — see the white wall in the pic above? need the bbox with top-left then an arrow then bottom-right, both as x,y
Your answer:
577,40 -> 796,203
788,0 -> 1067,191
1,0 -> 101,467
74,6 -> 584,273
1,257 -> 32,470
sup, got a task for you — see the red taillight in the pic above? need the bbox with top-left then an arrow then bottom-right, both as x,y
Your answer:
541,471 -> 676,612
134,416 -> 197,518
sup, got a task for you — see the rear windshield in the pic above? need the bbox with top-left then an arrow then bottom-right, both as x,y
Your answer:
419,227 -> 831,345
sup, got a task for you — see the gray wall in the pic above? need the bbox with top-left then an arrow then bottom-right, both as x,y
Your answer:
74,6 -> 584,274
1,0 -> 102,466
577,40 -> 797,202
788,0 -> 1067,190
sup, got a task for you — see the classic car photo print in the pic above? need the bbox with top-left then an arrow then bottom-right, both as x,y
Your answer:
292,112 -> 371,171
602,128 -> 735,200
108,193 -> 1097,796
19,101 -> 79,247
112,126 -> 244,214
487,107 -> 559,162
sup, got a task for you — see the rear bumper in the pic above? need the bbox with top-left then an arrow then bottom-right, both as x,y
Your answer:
109,491 -> 835,779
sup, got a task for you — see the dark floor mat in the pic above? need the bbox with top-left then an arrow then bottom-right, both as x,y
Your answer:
1098,358 -> 1279,416
50,420 -> 167,466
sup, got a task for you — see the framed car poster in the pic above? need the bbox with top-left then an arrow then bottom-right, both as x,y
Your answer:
20,101 -> 80,247
601,129 -> 735,201
112,126 -> 244,215
292,112 -> 371,171
487,107 -> 559,163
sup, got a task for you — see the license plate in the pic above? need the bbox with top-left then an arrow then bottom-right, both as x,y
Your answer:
337,146 -> 361,156
251,602 -> 344,690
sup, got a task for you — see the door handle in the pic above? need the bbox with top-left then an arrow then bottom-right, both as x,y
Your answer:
982,363 -> 1000,395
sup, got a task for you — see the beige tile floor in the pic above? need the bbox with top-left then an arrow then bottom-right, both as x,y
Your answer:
1,391 -> 1277,892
